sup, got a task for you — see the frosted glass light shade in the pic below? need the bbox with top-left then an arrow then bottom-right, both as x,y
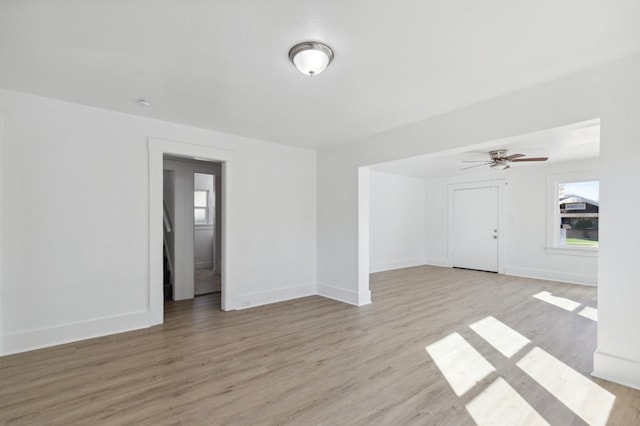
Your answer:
288,42 -> 334,76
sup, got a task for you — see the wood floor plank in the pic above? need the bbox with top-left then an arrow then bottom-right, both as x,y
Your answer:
0,265 -> 638,425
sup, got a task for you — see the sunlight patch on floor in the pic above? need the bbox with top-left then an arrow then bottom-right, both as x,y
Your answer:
425,332 -> 495,396
578,306 -> 598,322
469,316 -> 531,358
466,377 -> 550,426
533,291 -> 581,311
517,347 -> 615,426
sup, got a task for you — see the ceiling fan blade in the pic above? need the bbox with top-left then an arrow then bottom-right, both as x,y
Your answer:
505,153 -> 525,160
461,162 -> 492,170
511,157 -> 548,162
462,160 -> 492,163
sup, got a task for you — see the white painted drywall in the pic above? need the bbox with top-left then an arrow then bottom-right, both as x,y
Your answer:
317,53 -> 640,389
424,178 -> 450,267
505,159 -> 598,285
0,114 -> 3,355
0,88 -> 317,354
369,171 -> 426,273
194,225 -> 214,269
420,158 -> 598,285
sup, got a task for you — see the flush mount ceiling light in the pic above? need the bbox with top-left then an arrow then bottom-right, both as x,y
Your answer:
288,41 -> 334,76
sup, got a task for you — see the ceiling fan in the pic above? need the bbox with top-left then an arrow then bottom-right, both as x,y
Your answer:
462,149 -> 548,170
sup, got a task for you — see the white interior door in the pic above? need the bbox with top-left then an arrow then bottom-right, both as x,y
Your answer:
452,186 -> 499,272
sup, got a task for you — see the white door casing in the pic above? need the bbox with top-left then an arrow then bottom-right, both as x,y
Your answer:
163,160 -> 221,301
149,137 -> 234,325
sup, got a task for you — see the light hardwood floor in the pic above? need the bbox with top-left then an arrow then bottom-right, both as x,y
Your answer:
194,268 -> 221,295
1,266 -> 639,425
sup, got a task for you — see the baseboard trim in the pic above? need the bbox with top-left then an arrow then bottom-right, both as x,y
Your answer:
369,257 -> 425,273
1,281 -> 373,355
2,311 -> 150,356
235,284 -> 316,310
424,257 -> 451,268
317,283 -> 371,306
593,350 -> 640,390
505,265 -> 597,286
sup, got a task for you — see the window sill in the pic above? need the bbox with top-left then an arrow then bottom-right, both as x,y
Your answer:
545,246 -> 598,257
195,223 -> 214,229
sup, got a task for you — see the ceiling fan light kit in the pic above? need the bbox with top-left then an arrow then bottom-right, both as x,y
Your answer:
461,149 -> 549,170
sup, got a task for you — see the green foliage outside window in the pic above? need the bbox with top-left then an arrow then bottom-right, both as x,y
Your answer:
573,219 -> 594,230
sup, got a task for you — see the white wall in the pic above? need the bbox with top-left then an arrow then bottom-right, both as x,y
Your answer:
420,158 -> 599,285
317,53 -> 640,389
194,227 -> 214,269
0,88 -> 317,355
505,159 -> 598,285
369,171 -> 426,273
424,178 -> 449,267
2,55 -> 639,391
0,114 -> 3,356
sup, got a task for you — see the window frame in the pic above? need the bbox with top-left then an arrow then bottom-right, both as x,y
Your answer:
194,189 -> 209,225
546,172 -> 598,257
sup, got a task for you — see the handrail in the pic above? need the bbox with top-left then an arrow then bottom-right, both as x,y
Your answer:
163,229 -> 174,281
163,202 -> 172,233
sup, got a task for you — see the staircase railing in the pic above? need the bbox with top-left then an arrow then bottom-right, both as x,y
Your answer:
163,202 -> 174,283
163,202 -> 172,233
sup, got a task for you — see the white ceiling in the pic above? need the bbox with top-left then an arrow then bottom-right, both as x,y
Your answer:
1,1 -> 638,149
371,120 -> 600,180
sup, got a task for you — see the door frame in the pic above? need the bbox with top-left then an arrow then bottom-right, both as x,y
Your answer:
447,179 -> 506,274
163,159 -> 221,300
148,137 -> 234,325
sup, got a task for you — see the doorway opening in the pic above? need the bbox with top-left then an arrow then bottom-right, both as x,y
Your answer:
148,137 -> 234,326
361,119 -> 599,301
163,156 -> 222,304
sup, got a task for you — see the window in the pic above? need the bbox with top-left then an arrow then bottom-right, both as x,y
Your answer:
558,181 -> 599,248
546,173 -> 598,255
194,190 -> 208,224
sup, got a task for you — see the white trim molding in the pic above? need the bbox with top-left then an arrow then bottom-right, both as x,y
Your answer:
505,265 -> 597,286
235,284 -> 317,310
2,311 -> 150,356
593,350 -> 640,391
318,283 -> 371,306
149,137 -> 235,322
370,257 -> 426,273
424,257 -> 452,268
